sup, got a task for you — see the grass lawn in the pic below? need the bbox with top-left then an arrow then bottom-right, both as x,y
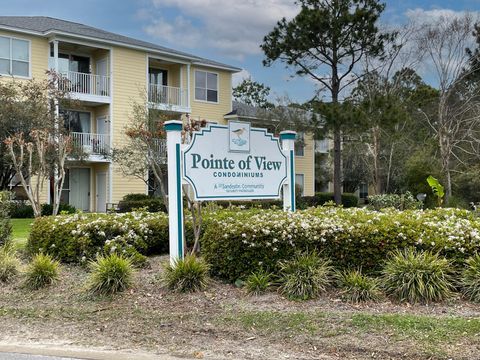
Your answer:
10,218 -> 33,248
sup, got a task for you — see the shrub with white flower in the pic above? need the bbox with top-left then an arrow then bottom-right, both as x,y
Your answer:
27,211 -> 170,265
202,207 -> 480,282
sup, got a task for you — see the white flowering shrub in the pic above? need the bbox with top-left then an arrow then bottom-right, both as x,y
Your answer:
201,207 -> 480,282
27,211 -> 170,264
367,192 -> 422,210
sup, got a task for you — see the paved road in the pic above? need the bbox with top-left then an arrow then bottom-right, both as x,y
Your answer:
0,354 -> 80,360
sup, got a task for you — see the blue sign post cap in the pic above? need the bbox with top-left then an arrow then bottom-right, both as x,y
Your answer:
280,130 -> 297,140
164,120 -> 183,132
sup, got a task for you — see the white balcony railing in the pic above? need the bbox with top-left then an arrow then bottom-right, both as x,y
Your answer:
152,138 -> 167,163
59,71 -> 110,97
148,84 -> 188,108
71,132 -> 110,156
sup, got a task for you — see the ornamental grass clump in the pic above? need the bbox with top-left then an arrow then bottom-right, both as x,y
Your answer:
163,255 -> 210,293
461,254 -> 480,302
245,270 -> 275,295
278,251 -> 333,301
337,269 -> 382,303
382,248 -> 454,303
24,253 -> 59,290
87,254 -> 134,295
0,247 -> 20,283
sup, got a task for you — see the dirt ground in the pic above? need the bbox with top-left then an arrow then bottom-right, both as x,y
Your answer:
1,255 -> 479,360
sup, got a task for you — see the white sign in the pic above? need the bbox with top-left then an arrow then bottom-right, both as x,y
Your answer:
183,122 -> 287,200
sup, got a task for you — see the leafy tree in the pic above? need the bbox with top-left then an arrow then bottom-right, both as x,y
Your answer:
232,78 -> 273,109
261,0 -> 393,204
2,73 -> 76,216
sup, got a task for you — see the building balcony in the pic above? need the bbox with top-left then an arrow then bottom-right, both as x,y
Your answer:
152,138 -> 167,164
71,132 -> 111,162
58,71 -> 111,105
148,84 -> 190,112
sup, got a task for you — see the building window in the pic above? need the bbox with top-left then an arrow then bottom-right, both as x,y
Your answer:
195,70 -> 218,102
359,183 -> 368,199
0,36 -> 30,77
295,173 -> 305,196
61,110 -> 91,133
295,132 -> 305,156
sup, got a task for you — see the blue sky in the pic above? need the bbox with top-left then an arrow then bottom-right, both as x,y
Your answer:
2,0 -> 480,103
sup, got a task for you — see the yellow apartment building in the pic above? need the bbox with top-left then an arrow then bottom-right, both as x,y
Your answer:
0,16 -> 317,210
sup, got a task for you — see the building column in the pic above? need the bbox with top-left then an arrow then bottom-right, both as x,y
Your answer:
165,120 -> 184,265
280,131 -> 297,212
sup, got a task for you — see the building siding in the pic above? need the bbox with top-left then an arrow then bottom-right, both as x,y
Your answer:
190,66 -> 232,122
0,29 -> 48,81
111,46 -> 147,202
295,134 -> 315,196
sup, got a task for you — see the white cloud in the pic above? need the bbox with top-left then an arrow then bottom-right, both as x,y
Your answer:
232,69 -> 252,87
141,0 -> 298,60
405,8 -> 479,23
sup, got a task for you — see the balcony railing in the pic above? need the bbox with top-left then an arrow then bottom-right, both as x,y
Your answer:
59,71 -> 110,97
152,138 -> 167,163
71,132 -> 110,156
148,84 -> 188,108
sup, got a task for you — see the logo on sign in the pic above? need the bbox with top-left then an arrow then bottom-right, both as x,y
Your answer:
229,121 -> 250,153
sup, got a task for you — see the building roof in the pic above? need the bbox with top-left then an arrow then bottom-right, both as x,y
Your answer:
0,16 -> 241,72
226,101 -> 321,125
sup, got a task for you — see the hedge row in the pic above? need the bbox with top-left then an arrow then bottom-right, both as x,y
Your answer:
300,192 -> 358,208
116,192 -> 358,213
8,202 -> 76,218
27,212 -> 170,264
29,206 -> 479,283
201,207 -> 480,281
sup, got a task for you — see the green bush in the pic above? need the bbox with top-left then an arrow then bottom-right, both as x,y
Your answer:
7,202 -> 76,218
86,254 -> 134,295
0,247 -> 20,283
117,193 -> 167,213
202,207 -> 480,282
245,270 -> 274,295
8,201 -> 34,218
337,269 -> 382,303
122,193 -> 151,201
41,203 -> 76,216
214,199 -> 282,209
117,199 -> 167,213
300,192 -> 358,208
367,192 -> 422,211
24,253 -> 60,290
461,254 -> 480,302
0,191 -> 12,247
382,248 -> 454,303
27,212 -> 170,264
278,251 -> 333,300
163,255 -> 210,293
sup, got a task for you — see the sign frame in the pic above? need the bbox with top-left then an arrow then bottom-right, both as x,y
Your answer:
182,123 -> 288,201
164,120 -> 296,266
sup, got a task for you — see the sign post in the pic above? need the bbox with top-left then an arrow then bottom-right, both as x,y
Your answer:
164,120 -> 296,265
280,131 -> 296,212
164,120 -> 184,265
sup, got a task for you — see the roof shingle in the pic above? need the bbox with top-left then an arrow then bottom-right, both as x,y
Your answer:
0,16 -> 241,72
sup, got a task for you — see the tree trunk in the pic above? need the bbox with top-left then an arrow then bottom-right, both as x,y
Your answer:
372,127 -> 381,195
386,142 -> 394,193
333,127 -> 342,204
331,63 -> 342,205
